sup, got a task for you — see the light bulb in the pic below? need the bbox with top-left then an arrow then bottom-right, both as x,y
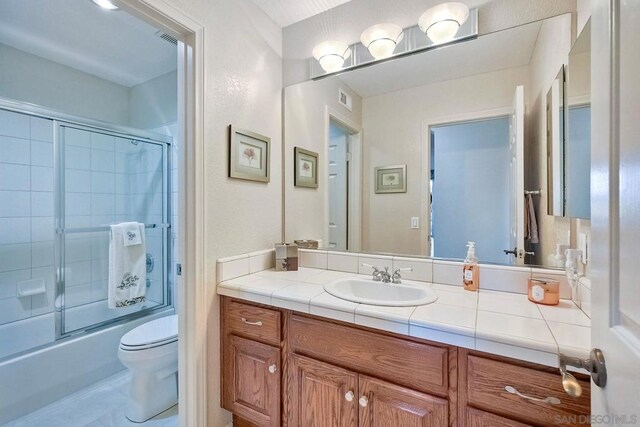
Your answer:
419,2 -> 469,44
91,0 -> 119,10
360,23 -> 404,60
312,41 -> 351,73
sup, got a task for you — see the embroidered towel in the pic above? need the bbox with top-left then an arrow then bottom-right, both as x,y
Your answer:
121,222 -> 143,247
108,222 -> 147,309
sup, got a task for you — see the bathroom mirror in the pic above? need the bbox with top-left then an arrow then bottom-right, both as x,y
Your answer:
546,67 -> 565,217
284,14 -> 576,267
565,20 -> 591,220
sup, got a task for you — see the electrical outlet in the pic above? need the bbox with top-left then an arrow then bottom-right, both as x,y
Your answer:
411,217 -> 419,229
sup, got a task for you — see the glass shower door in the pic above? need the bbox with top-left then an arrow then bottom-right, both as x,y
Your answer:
57,124 -> 170,336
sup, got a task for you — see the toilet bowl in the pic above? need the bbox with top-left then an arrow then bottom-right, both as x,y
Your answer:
118,314 -> 178,423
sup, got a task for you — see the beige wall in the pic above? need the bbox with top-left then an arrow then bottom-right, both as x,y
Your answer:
284,77 -> 362,244
361,66 -> 529,255
526,14 -> 573,265
159,0 -> 283,425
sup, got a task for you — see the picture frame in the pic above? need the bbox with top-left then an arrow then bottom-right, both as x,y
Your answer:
374,164 -> 407,194
294,147 -> 318,188
229,125 -> 270,183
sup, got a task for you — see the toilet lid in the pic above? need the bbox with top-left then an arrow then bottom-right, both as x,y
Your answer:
120,315 -> 178,348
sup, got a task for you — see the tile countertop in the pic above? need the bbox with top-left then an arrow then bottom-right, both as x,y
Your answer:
217,267 -> 591,370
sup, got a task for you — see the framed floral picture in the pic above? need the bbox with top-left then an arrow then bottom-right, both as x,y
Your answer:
229,125 -> 270,183
294,147 -> 318,188
374,164 -> 407,193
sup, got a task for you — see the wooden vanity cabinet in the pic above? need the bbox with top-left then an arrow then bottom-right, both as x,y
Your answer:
222,298 -> 282,427
220,297 -> 590,427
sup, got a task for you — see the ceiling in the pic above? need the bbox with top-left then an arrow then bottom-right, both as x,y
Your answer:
337,19 -> 541,98
252,0 -> 353,27
0,0 -> 177,87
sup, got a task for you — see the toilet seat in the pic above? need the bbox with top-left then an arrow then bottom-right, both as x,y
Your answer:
120,315 -> 178,351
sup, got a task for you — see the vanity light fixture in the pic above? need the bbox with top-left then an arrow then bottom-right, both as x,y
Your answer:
360,24 -> 404,60
91,0 -> 119,10
418,2 -> 469,44
312,41 -> 351,73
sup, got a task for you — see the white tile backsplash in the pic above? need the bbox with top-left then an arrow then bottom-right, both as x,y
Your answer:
0,163 -> 30,191
327,251 -> 359,273
479,264 -> 531,294
217,255 -> 250,283
358,254 -> 393,275
432,260 -> 463,286
0,109 -> 30,139
0,191 -> 30,217
392,257 -> 433,282
31,166 -> 54,191
0,136 -> 30,165
299,249 -> 328,270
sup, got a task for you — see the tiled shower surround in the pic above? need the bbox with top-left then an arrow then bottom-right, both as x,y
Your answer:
0,108 -> 171,359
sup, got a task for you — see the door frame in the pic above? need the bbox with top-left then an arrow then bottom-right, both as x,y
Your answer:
115,1 -> 205,426
324,106 -> 362,251
421,107 -> 512,257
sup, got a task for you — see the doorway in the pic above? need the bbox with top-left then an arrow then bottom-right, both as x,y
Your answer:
430,116 -> 510,264
327,118 -> 360,251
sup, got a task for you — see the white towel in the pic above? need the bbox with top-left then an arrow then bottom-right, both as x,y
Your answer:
121,222 -> 143,247
525,194 -> 539,244
108,222 -> 147,309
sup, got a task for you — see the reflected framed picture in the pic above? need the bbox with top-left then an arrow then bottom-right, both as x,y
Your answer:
229,125 -> 270,183
294,147 -> 318,188
375,164 -> 407,194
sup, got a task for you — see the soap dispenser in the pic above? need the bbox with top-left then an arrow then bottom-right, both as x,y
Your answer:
463,241 -> 479,291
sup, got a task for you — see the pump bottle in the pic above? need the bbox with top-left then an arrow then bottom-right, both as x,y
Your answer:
463,241 -> 479,291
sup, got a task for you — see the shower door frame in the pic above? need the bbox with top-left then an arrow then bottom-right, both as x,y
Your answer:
55,121 -> 173,339
0,98 -> 174,341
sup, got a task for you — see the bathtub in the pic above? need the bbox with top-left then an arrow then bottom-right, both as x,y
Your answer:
0,305 -> 174,424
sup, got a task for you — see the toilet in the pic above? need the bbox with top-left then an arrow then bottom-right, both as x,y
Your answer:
118,314 -> 178,423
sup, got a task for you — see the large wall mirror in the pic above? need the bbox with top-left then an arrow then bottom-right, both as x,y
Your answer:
284,12 -> 590,268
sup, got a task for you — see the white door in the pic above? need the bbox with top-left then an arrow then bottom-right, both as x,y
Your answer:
591,1 -> 640,418
508,85 -> 525,265
328,125 -> 348,250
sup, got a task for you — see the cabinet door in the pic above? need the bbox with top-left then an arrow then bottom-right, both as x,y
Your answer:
467,408 -> 531,427
288,354 -> 358,427
358,375 -> 448,427
222,335 -> 280,427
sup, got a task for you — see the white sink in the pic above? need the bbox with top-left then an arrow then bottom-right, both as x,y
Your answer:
324,278 -> 438,307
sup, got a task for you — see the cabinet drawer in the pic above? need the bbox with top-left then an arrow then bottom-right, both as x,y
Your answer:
466,408 -> 531,427
290,315 -> 449,397
225,299 -> 281,345
466,355 -> 590,426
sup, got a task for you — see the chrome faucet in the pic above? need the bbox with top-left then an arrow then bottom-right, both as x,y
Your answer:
392,267 -> 413,284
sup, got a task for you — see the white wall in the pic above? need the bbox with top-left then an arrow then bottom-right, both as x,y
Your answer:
526,14 -> 573,265
0,43 -> 130,125
155,1 -> 284,425
129,70 -> 178,130
362,66 -> 529,255
284,77 -> 362,245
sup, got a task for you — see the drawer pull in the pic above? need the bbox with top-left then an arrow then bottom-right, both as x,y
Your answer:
241,317 -> 263,327
359,396 -> 368,407
268,364 -> 277,374
505,386 -> 561,405
345,391 -> 354,402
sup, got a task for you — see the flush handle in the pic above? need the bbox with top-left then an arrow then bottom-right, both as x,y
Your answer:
241,317 -> 263,327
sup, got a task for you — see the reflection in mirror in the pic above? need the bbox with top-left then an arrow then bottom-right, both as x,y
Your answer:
284,13 -> 575,267
547,67 -> 565,216
566,20 -> 591,220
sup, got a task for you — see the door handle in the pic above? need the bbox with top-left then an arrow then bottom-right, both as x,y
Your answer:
503,247 -> 517,256
558,349 -> 607,397
504,386 -> 561,405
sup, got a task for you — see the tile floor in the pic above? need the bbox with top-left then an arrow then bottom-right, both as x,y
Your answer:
4,371 -> 178,427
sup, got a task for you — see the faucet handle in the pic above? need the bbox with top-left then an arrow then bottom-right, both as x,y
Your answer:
362,263 -> 382,281
394,267 -> 413,273
362,263 -> 379,273
391,267 -> 412,284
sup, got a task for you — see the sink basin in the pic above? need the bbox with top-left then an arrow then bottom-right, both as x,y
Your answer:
324,278 -> 438,307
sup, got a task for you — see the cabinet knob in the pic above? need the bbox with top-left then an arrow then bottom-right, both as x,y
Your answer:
358,396 -> 368,407
345,391 -> 354,402
268,364 -> 277,374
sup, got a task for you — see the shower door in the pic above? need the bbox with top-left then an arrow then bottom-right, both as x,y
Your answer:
56,123 -> 171,337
